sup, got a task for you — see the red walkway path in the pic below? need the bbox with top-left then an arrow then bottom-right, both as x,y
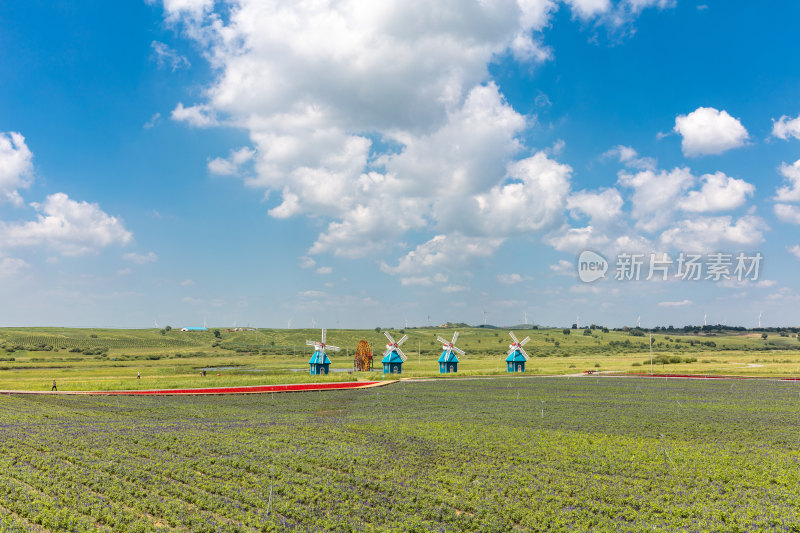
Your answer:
1,381 -> 389,396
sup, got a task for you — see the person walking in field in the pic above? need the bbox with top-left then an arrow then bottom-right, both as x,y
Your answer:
51,380 -> 57,391
137,371 -> 141,379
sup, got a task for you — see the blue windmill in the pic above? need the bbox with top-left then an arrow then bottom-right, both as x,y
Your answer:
307,329 -> 339,375
437,331 -> 465,373
381,331 -> 408,374
505,331 -> 531,373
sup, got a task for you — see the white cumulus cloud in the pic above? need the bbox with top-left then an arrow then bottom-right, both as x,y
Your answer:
0,131 -> 34,206
564,0 -> 611,19
774,204 -> 800,225
0,193 -> 132,256
602,145 -> 656,171
154,0 -> 672,273
546,225 -> 608,252
673,107 -> 749,157
171,103 -> 217,127
565,0 -> 675,31
497,273 -> 531,284
567,188 -> 623,222
458,152 -> 571,237
775,160 -> 800,203
659,215 -> 767,251
208,147 -> 255,176
382,234 -> 503,276
400,274 -> 449,287
678,172 -> 755,212
618,167 -> 694,232
158,0 -> 213,21
549,259 -> 574,275
772,114 -> 800,141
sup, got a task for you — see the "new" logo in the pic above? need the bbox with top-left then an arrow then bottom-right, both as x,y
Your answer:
577,250 -> 608,283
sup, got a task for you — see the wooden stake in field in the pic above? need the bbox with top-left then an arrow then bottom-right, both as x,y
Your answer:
650,333 -> 653,375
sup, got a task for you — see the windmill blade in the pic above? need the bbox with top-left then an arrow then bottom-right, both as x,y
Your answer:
453,346 -> 465,356
321,329 -> 326,343
436,336 -> 449,345
509,331 -> 519,344
442,347 -> 453,361
384,331 -> 395,344
451,331 -> 459,344
396,347 -> 407,362
327,345 -> 341,352
384,349 -> 393,358
519,347 -> 530,361
519,336 -> 531,346
397,334 -> 409,346
306,340 -> 316,346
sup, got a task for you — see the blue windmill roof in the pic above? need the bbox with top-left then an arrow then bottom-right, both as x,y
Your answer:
309,350 -> 331,365
505,349 -> 527,362
438,350 -> 460,363
381,350 -> 404,364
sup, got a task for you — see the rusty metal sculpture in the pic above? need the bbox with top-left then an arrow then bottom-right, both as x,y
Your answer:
354,340 -> 373,371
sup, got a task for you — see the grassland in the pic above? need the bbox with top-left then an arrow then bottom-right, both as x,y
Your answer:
1,377 -> 799,531
1,326 -> 800,391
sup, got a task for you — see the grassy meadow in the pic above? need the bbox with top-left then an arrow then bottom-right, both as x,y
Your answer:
1,326 -> 800,391
1,377 -> 799,531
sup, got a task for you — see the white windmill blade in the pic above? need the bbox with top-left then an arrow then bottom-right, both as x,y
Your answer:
509,331 -> 519,344
396,347 -> 407,362
327,345 -> 341,352
437,336 -> 450,345
384,331 -> 395,344
321,329 -> 326,343
453,346 -> 465,356
397,334 -> 409,346
384,349 -> 393,358
519,347 -> 531,361
442,347 -> 452,361
306,340 -> 316,346
451,331 -> 459,344
519,336 -> 531,346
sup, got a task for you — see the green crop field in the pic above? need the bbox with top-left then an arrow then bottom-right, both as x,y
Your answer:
1,377 -> 799,531
1,326 -> 800,391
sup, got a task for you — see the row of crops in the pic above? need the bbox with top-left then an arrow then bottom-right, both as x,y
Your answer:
0,377 -> 799,531
0,332 -> 199,350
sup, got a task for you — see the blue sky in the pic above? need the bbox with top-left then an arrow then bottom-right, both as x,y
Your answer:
1,0 -> 799,329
